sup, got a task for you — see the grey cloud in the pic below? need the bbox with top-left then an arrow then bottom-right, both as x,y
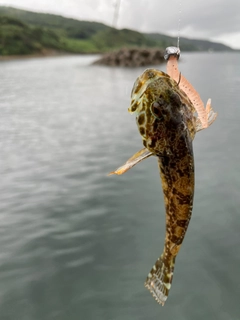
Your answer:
118,0 -> 240,38
0,0 -> 239,47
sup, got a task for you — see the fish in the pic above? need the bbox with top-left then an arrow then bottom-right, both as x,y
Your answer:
109,67 -> 217,306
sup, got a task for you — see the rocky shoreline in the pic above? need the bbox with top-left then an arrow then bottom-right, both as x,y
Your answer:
92,48 -> 165,67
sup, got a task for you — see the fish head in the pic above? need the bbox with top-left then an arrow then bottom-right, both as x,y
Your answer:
129,69 -> 168,114
129,69 -> 196,153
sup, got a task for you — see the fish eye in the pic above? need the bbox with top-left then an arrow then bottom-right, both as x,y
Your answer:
169,92 -> 181,106
150,101 -> 164,120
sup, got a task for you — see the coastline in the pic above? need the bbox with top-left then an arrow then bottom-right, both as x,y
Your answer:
0,50 -> 99,61
0,51 -> 75,61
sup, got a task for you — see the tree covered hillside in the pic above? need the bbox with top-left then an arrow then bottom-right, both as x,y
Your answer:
0,6 -> 234,56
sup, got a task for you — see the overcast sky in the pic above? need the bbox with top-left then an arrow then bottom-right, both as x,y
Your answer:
0,0 -> 239,49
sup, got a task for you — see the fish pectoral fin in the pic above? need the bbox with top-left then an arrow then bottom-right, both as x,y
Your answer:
196,99 -> 218,132
108,148 -> 153,176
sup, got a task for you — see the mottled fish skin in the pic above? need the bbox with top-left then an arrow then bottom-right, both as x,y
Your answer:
130,69 -> 197,306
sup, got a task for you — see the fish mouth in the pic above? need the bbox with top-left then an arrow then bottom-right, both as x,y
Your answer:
129,92 -> 144,113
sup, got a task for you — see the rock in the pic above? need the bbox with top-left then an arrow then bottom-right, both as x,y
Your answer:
92,48 -> 165,67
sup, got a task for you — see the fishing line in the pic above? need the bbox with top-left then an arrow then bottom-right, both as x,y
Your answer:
177,0 -> 181,48
112,0 -> 121,28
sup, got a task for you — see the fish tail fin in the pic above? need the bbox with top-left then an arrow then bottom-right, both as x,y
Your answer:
144,255 -> 175,306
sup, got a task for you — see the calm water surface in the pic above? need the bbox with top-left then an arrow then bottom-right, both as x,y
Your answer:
0,53 -> 240,320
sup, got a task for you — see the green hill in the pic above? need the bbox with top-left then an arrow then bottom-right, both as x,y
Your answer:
0,5 -> 110,39
146,33 -> 232,52
0,16 -> 65,55
0,6 -> 234,56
